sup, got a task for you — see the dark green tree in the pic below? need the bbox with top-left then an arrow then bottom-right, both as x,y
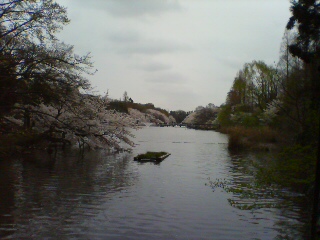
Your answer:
169,110 -> 187,124
286,1 -> 320,237
287,0 -> 320,108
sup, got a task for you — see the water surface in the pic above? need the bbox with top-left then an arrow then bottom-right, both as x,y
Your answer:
0,127 -> 309,239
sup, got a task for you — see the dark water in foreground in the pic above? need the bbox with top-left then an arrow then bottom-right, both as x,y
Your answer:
0,127 -> 309,239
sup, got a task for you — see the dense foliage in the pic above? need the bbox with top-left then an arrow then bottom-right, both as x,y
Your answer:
169,110 -> 188,124
217,30 -> 318,146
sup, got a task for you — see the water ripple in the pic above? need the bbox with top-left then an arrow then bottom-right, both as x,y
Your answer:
0,128 -> 309,239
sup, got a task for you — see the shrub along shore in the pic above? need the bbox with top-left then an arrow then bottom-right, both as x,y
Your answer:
219,126 -> 279,152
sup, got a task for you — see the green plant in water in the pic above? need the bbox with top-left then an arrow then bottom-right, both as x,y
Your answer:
135,151 -> 168,160
207,177 -> 279,211
256,145 -> 316,193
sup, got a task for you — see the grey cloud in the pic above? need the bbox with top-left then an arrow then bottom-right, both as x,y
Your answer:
139,62 -> 172,72
146,84 -> 200,111
118,39 -> 190,55
106,0 -> 182,17
215,56 -> 245,70
72,0 -> 182,17
108,31 -> 141,44
145,72 -> 186,84
56,0 -> 290,111
107,31 -> 190,55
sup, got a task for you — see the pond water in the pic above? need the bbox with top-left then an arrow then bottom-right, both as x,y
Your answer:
0,127 -> 310,239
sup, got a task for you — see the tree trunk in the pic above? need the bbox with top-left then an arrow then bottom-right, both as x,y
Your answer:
311,63 -> 320,239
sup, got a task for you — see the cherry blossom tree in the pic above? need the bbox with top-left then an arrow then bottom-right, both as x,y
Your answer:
0,1 -> 138,152
6,92 -> 138,151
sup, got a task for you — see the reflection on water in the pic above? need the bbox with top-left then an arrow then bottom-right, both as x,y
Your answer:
0,151 -> 137,239
0,127 -> 310,239
209,151 -> 310,239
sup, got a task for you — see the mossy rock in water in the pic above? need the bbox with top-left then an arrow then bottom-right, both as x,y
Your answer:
134,151 -> 170,162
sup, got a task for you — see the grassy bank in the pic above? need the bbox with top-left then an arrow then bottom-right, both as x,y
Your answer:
219,126 -> 279,151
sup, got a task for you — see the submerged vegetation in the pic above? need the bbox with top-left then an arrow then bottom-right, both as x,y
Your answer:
257,145 -> 317,193
134,151 -> 169,161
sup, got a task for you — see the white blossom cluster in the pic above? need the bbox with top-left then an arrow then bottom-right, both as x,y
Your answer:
128,108 -> 176,125
230,112 -> 252,124
8,92 -> 138,151
182,112 -> 197,124
145,109 -> 170,124
128,108 -> 149,125
168,115 -> 177,125
259,99 -> 282,124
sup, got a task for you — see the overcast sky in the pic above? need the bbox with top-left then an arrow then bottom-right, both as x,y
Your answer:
56,0 -> 291,112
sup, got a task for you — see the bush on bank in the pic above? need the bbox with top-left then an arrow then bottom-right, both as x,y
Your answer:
219,126 -> 278,151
